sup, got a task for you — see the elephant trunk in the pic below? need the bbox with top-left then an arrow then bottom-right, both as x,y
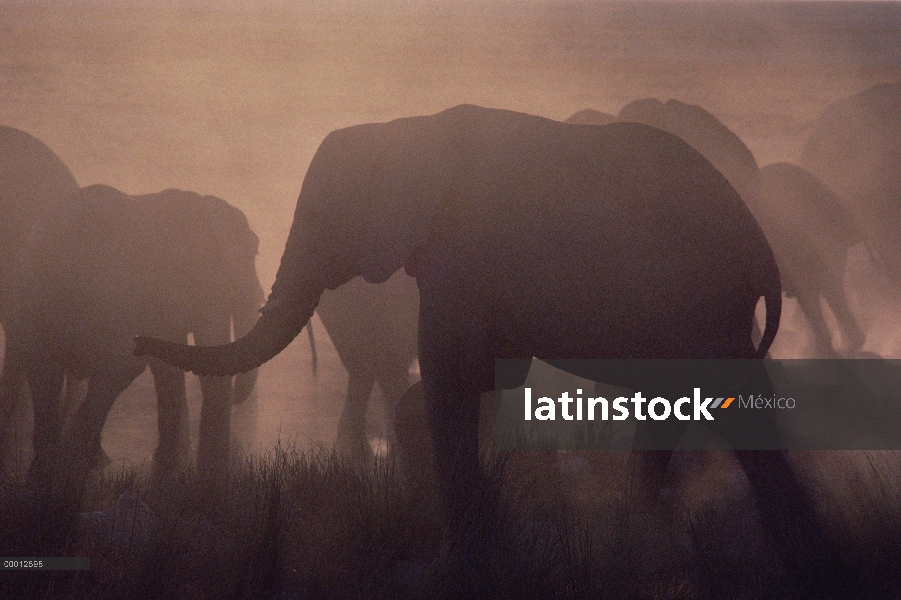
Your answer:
135,289 -> 322,377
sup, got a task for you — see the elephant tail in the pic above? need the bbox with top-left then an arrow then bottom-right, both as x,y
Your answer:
755,276 -> 782,359
306,321 -> 318,375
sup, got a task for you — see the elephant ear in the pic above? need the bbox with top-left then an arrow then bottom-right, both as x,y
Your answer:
358,115 -> 456,283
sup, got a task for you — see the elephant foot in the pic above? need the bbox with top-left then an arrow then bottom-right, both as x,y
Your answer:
150,446 -> 191,488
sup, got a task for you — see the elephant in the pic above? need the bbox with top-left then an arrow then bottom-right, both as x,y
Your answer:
315,269 -> 419,461
1,184 -> 264,490
134,105 -> 830,577
0,126 -> 81,461
609,98 -> 866,357
616,98 -> 761,208
563,109 -> 617,126
801,82 -> 901,309
758,163 -> 866,356
0,126 -> 80,324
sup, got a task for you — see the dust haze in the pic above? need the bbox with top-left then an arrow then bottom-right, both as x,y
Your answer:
2,0 -> 900,469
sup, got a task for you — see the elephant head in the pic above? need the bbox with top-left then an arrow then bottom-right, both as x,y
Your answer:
200,193 -> 266,402
134,112 -> 456,376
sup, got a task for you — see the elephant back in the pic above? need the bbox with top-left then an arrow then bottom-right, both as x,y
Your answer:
564,109 -> 618,126
801,82 -> 901,284
802,82 -> 901,216
434,114 -> 780,359
618,98 -> 761,209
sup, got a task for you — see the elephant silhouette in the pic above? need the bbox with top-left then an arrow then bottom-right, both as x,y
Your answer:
605,98 -> 866,357
136,105 -> 827,579
758,162 -> 866,356
315,270 -> 419,461
0,126 -> 82,462
2,184 -> 264,491
802,82 -> 901,325
0,126 -> 79,324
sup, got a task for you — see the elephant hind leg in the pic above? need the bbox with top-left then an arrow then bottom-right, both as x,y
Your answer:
25,361 -> 66,484
336,373 -> 376,462
59,364 -> 144,502
632,418 -> 688,506
58,376 -> 111,469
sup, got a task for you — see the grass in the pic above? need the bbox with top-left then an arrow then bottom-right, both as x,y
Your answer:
1,445 -> 900,599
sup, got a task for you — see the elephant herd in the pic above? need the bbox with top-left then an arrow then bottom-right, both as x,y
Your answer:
3,83 -> 901,580
0,132 -> 267,487
565,98 -> 870,359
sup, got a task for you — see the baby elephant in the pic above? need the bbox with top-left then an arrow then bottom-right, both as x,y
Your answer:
0,184 -> 264,491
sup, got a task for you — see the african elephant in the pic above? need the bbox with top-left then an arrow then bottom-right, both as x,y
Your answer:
0,126 -> 81,460
2,184 -> 264,489
616,98 -> 761,207
135,105 -> 828,571
610,98 -> 866,356
316,269 -> 419,461
0,126 -> 79,324
758,163 -> 866,356
801,82 -> 901,309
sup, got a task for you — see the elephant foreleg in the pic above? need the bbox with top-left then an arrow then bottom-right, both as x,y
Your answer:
335,373 -> 376,461
393,380 -> 435,491
60,375 -> 88,424
795,293 -> 839,358
149,359 -> 190,482
194,321 -> 233,485
377,363 -> 411,457
821,283 -> 866,355
422,374 -> 483,533
58,364 -> 143,498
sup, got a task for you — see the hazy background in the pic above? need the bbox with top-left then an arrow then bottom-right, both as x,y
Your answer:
2,0 -> 900,469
